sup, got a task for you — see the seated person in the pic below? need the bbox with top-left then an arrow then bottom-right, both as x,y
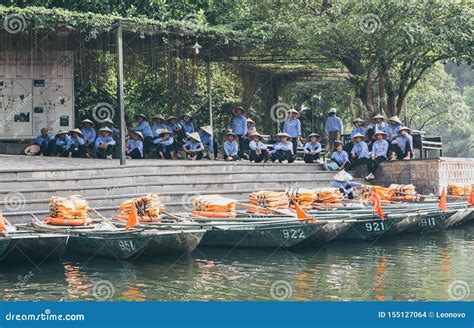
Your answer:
349,132 -> 369,170
345,118 -> 366,153
272,132 -> 295,163
179,114 -> 195,135
303,133 -> 322,163
386,116 -> 402,142
223,130 -> 239,161
65,129 -> 86,158
45,130 -> 69,157
366,131 -> 388,180
199,126 -> 214,160
151,115 -> 166,138
154,129 -> 174,159
390,127 -> 413,160
126,131 -> 144,159
131,114 -> 153,154
80,119 -> 97,158
102,118 -> 120,137
367,114 -> 387,150
248,132 -> 270,163
331,141 -> 350,171
329,171 -> 363,200
183,132 -> 204,160
30,128 -> 52,155
95,127 -> 116,159
165,116 -> 184,156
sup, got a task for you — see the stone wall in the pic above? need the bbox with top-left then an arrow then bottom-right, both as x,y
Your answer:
355,157 -> 474,195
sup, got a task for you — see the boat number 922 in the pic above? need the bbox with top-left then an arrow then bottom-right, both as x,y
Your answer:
365,222 -> 385,232
282,229 -> 306,239
118,240 -> 135,252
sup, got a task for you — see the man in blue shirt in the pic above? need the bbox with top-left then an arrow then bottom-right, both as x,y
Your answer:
223,130 -> 239,161
183,132 -> 204,160
31,128 -> 52,155
179,114 -> 195,135
102,118 -> 120,137
151,115 -> 166,138
272,132 -> 295,163
95,127 -> 116,159
366,131 -> 389,180
329,171 -> 363,200
349,132 -> 369,171
283,108 -> 302,154
390,127 -> 413,160
231,106 -> 247,159
199,126 -> 214,160
154,129 -> 175,159
248,132 -> 270,163
386,116 -> 402,142
325,108 -> 343,154
66,129 -> 86,158
131,114 -> 153,155
303,133 -> 322,163
80,119 -> 96,158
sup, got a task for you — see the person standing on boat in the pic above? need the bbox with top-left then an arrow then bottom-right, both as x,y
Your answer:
231,106 -> 247,159
272,132 -> 295,163
131,114 -> 153,155
366,131 -> 389,180
154,129 -> 175,159
65,129 -> 86,158
331,141 -> 350,171
303,133 -> 322,163
390,127 -> 413,160
80,119 -> 96,158
283,109 -> 302,155
330,171 -> 362,200
126,131 -> 144,159
345,118 -> 366,153
325,107 -> 344,154
349,133 -> 369,171
199,126 -> 214,160
223,130 -> 239,161
95,127 -> 116,159
249,132 -> 270,163
183,132 -> 204,160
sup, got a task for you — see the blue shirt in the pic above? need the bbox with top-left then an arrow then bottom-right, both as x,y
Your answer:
273,141 -> 293,154
179,121 -> 194,134
223,140 -> 238,156
66,136 -> 85,149
330,181 -> 363,196
249,140 -> 268,151
325,116 -> 343,134
386,124 -> 401,139
55,136 -> 69,148
283,118 -> 301,138
184,140 -> 203,151
131,120 -> 153,138
351,141 -> 369,159
151,123 -> 166,137
232,116 -> 247,136
331,150 -> 349,164
372,139 -> 389,158
395,134 -> 413,154
199,132 -> 213,153
32,135 -> 52,147
127,139 -> 143,156
350,126 -> 366,138
153,136 -> 174,146
95,135 -> 116,149
81,127 -> 96,143
304,142 -> 321,154
165,123 -> 180,134
369,122 -> 389,134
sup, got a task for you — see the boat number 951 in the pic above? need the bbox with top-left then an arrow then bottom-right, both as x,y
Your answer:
282,229 -> 306,239
365,222 -> 385,232
118,240 -> 135,252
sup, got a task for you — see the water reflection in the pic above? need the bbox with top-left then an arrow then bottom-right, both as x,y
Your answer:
0,224 -> 472,301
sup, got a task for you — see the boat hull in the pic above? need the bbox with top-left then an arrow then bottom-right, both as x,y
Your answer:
296,221 -> 352,247
139,229 -> 205,257
405,210 -> 458,233
336,216 -> 405,240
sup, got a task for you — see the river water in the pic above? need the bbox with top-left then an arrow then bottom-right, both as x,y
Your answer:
1,224 -> 472,301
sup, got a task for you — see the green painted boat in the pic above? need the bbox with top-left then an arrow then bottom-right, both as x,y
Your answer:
335,216 -> 406,240
405,209 -> 461,233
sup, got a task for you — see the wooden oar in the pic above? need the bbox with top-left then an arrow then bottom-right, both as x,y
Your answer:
162,210 -> 187,222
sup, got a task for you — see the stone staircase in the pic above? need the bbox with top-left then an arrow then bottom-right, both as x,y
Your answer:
0,155 -> 357,223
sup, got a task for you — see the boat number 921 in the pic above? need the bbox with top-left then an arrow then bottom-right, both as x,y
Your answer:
282,229 -> 306,239
118,240 -> 135,252
365,222 -> 386,232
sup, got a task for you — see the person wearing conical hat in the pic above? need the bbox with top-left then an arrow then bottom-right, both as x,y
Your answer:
95,127 -> 116,159
367,113 -> 389,151
329,171 -> 363,200
165,116 -> 183,158
80,118 -> 97,158
231,106 -> 247,159
246,118 -> 257,137
65,129 -> 86,158
248,132 -> 270,163
183,132 -> 204,160
30,127 -> 52,156
151,114 -> 166,138
390,127 -> 413,160
199,126 -> 214,160
345,118 -> 367,154
386,116 -> 402,142
283,108 -> 302,155
126,131 -> 144,159
44,130 -> 69,157
153,129 -> 175,159
366,131 -> 389,180
325,108 -> 344,154
331,141 -> 350,171
131,113 -> 153,155
272,132 -> 295,163
102,118 -> 120,137
349,132 -> 369,171
179,114 -> 195,135
223,130 -> 239,161
303,133 -> 322,164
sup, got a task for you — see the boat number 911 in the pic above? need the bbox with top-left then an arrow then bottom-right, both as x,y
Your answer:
118,240 -> 135,252
282,229 -> 306,239
365,222 -> 386,232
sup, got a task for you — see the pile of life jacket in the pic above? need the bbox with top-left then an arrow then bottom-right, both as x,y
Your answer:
248,191 -> 289,208
118,194 -> 164,222
388,184 -> 417,201
286,188 -> 318,205
192,195 -> 236,218
359,186 -> 393,201
448,184 -> 472,196
46,195 -> 93,226
313,188 -> 345,204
